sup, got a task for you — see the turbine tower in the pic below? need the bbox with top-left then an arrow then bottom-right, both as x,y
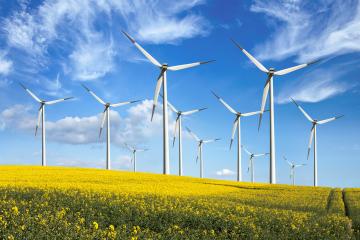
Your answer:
82,84 -> 139,170
243,145 -> 268,183
283,156 -> 306,186
20,83 -> 73,166
290,98 -> 343,186
166,99 -> 207,176
231,39 -> 319,184
125,144 -> 148,172
212,91 -> 261,182
186,127 -> 220,178
123,31 -> 214,175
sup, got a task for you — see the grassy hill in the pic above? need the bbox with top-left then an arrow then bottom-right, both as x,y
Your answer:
0,166 -> 358,239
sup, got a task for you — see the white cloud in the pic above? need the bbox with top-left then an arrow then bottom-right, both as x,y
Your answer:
250,0 -> 360,62
216,168 -> 235,176
40,73 -> 71,97
69,35 -> 116,81
115,0 -> 209,44
1,0 -> 209,81
0,100 -> 175,147
276,64 -> 356,104
0,53 -> 13,75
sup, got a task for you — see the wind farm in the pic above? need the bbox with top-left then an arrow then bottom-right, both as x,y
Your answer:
1,1 -> 359,239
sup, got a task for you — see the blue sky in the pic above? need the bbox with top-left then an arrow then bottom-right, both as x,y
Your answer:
0,0 -> 359,187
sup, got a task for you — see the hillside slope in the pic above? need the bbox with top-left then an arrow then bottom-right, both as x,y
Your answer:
0,166 -> 357,239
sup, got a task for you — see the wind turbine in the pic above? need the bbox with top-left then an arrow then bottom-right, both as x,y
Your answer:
283,156 -> 306,186
242,145 -> 268,183
166,98 -> 207,176
186,127 -> 220,178
125,144 -> 148,172
212,91 -> 261,182
19,83 -> 73,166
82,84 -> 140,170
122,31 -> 214,175
231,39 -> 319,184
290,98 -> 343,186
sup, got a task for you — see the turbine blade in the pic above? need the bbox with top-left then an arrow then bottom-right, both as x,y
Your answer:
182,108 -> 207,116
307,126 -> 315,160
151,70 -> 165,121
99,108 -> 108,138
124,143 -> 134,151
242,145 -> 252,156
137,148 -> 148,152
82,84 -> 106,105
45,97 -> 73,105
290,98 -> 313,122
167,60 -> 215,71
258,80 -> 270,130
283,156 -> 292,166
241,110 -> 262,117
295,164 -> 306,167
196,146 -> 200,163
172,117 -> 180,147
254,153 -> 269,157
317,115 -> 344,125
19,83 -> 42,103
231,39 -> 268,73
274,59 -> 320,76
122,31 -> 161,67
35,106 -> 43,136
230,117 -> 239,150
203,138 -> 220,143
186,127 -> 200,142
110,100 -> 141,108
166,100 -> 178,113
211,91 -> 237,114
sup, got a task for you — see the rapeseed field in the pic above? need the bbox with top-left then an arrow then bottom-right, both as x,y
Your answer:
0,166 -> 357,239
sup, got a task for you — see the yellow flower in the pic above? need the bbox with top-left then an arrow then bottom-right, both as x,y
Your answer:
11,206 -> 19,216
92,221 -> 99,230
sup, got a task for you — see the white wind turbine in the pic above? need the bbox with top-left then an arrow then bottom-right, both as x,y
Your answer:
186,127 -> 220,178
166,99 -> 207,176
242,145 -> 268,183
212,91 -> 261,182
19,83 -> 73,166
125,144 -> 148,172
82,84 -> 140,170
123,31 -> 214,175
290,98 -> 343,186
231,39 -> 319,184
283,156 -> 306,186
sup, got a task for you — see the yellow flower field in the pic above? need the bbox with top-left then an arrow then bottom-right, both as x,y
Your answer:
0,166 -> 357,239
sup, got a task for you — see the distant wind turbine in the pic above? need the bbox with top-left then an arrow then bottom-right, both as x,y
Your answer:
166,98 -> 207,176
212,91 -> 261,182
19,83 -> 73,166
283,156 -> 306,186
290,98 -> 343,186
242,145 -> 268,183
186,127 -> 220,178
231,39 -> 319,184
125,144 -> 148,172
123,31 -> 214,175
82,84 -> 140,170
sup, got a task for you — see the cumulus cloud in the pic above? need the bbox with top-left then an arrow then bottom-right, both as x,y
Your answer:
0,100 -> 175,147
250,0 -> 360,62
216,168 -> 235,176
